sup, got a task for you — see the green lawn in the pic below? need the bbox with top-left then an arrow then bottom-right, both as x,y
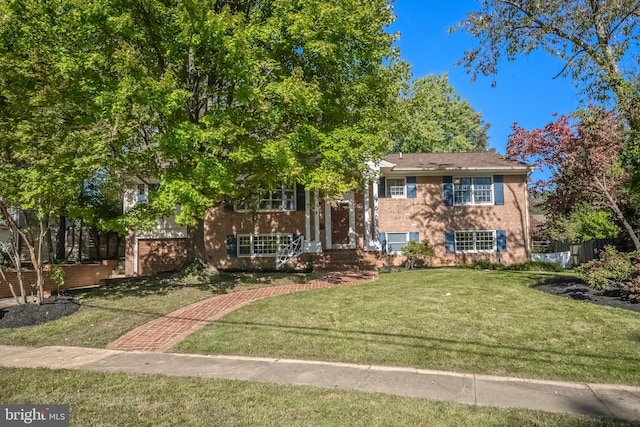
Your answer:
0,367 -> 632,427
0,272 -> 311,348
174,269 -> 640,385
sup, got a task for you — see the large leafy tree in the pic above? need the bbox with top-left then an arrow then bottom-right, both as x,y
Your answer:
99,0 -> 405,263
453,0 -> 640,168
507,106 -> 640,249
392,74 -> 489,153
0,0 -> 111,303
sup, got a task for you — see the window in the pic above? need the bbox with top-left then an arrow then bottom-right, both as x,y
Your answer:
136,183 -> 159,204
453,177 -> 493,205
137,184 -> 147,203
386,232 -> 409,253
236,187 -> 295,211
237,234 -> 293,257
454,230 -> 496,252
387,178 -> 406,198
382,231 -> 419,253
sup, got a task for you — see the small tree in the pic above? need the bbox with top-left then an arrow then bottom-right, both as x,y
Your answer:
507,106 -> 640,250
402,239 -> 436,269
549,203 -> 620,245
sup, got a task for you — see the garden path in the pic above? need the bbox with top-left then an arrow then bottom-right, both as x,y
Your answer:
107,270 -> 377,352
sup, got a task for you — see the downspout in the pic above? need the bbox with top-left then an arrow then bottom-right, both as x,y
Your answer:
133,233 -> 139,276
524,172 -> 532,259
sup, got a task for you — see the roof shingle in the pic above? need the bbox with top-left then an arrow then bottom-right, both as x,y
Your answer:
382,152 -> 531,172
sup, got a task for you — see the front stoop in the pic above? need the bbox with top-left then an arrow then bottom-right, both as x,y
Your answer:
312,249 -> 381,273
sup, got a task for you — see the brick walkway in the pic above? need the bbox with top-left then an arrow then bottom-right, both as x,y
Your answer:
107,270 -> 378,352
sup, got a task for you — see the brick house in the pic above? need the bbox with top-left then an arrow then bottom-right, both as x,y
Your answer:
124,152 -> 533,275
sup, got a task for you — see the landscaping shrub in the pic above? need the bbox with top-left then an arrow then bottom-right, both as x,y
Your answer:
469,260 -> 503,270
465,260 -> 564,272
576,245 -> 635,290
506,261 -> 565,272
402,239 -> 435,269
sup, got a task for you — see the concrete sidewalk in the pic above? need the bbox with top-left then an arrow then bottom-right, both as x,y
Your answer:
1,345 -> 639,422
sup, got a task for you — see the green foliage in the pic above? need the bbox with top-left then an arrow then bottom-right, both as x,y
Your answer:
392,74 -> 488,153
98,0 -> 407,228
576,246 -> 635,290
401,239 -> 435,269
506,262 -> 565,272
0,0 -> 113,301
466,260 -> 564,272
50,267 -> 66,292
550,203 -> 621,244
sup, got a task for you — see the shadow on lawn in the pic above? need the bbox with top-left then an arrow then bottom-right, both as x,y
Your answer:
70,272 -> 313,300
211,319 -> 640,367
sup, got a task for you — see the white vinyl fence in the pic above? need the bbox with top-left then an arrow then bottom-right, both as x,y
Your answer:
531,251 -> 572,269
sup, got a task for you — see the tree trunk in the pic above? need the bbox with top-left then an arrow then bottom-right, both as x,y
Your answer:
595,176 -> 640,250
186,218 -> 207,268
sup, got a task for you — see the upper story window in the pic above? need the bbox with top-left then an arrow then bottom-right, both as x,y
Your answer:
387,178 -> 406,198
379,176 -> 416,199
137,183 -> 159,203
453,177 -> 492,205
236,187 -> 295,212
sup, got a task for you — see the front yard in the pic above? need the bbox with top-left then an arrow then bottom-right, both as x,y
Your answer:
1,268 -> 639,385
174,269 -> 640,385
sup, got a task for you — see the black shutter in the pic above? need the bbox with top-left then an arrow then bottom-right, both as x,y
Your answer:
378,177 -> 386,198
296,184 -> 306,211
226,235 -> 237,257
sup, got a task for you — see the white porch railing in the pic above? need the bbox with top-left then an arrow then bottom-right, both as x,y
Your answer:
276,235 -> 304,269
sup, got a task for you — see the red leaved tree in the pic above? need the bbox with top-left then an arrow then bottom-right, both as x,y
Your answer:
507,106 -> 640,250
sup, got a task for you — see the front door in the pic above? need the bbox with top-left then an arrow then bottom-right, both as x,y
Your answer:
331,201 -> 350,246
325,192 -> 355,249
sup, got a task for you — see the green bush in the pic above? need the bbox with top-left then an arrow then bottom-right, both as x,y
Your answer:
469,260 -> 503,270
402,239 -> 435,269
465,260 -> 564,272
505,261 -> 565,272
576,245 -> 635,289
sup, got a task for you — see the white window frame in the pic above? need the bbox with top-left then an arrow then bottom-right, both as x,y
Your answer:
385,232 -> 410,254
386,178 -> 406,199
454,230 -> 497,253
453,177 -> 493,206
235,186 -> 296,212
237,234 -> 293,257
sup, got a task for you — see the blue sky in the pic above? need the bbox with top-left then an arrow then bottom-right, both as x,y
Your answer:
389,0 -> 582,155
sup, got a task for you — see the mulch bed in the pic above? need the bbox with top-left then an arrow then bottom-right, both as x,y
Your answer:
533,280 -> 640,313
0,296 -> 80,329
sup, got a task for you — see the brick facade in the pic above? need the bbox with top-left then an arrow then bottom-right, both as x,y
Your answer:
125,153 -> 532,275
377,174 -> 529,266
